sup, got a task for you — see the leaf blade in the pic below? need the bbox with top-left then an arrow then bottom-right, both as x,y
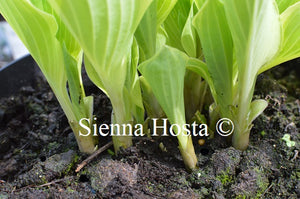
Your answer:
259,2 -> 300,73
193,0 -> 234,116
139,46 -> 188,127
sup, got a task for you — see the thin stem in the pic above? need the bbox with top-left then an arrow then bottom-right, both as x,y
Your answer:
110,98 -> 133,153
178,135 -> 198,171
52,87 -> 98,154
176,118 -> 198,170
69,120 -> 98,154
233,74 -> 256,150
232,127 -> 250,151
76,141 -> 113,172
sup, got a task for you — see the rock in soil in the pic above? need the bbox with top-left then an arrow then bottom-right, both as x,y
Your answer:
86,159 -> 138,194
14,150 -> 77,188
211,147 -> 241,176
229,167 -> 269,198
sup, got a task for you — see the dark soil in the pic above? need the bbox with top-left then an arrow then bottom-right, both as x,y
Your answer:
0,59 -> 299,199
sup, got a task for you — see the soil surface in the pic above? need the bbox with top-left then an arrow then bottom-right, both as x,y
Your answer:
0,58 -> 299,199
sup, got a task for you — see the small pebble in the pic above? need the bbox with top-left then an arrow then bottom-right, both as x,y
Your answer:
198,139 -> 205,146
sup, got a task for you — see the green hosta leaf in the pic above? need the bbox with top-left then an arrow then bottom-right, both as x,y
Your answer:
83,96 -> 94,124
63,46 -> 83,113
135,0 -> 157,62
0,0 -> 98,153
156,26 -> 168,50
186,58 -> 215,97
193,0 -> 234,116
222,0 -> 281,128
0,1 -> 80,118
182,3 -> 198,57
260,2 -> 300,73
49,0 -> 152,129
29,0 -> 52,13
139,77 -> 164,118
49,0 -> 153,97
135,1 -> 165,121
139,45 -> 194,152
139,46 -> 197,168
55,16 -> 82,60
139,46 -> 188,126
135,0 -> 177,62
248,99 -> 268,125
126,38 -> 140,89
184,70 -> 207,121
275,0 -> 300,13
278,2 -> 300,59
125,38 -> 144,123
0,0 -> 64,87
223,0 -> 281,94
157,0 -> 178,27
194,0 -> 206,9
0,1 -> 83,109
28,0 -> 81,60
221,0 -> 281,150
83,54 -> 107,96
164,0 -> 191,51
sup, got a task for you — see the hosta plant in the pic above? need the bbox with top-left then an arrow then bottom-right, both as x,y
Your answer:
0,0 -> 97,153
190,0 -> 300,150
48,0 -> 152,152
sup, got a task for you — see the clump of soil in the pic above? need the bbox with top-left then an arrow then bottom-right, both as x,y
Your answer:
0,59 -> 299,198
